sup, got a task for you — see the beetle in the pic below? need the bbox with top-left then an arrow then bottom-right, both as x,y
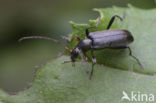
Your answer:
62,15 -> 142,79
19,15 -> 142,79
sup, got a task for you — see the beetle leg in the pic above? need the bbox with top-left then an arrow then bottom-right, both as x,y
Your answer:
85,16 -> 101,37
127,47 -> 143,68
112,46 -> 143,68
106,15 -> 123,30
90,50 -> 96,79
71,35 -> 81,42
83,52 -> 88,61
61,35 -> 80,42
61,35 -> 80,53
79,50 -> 89,74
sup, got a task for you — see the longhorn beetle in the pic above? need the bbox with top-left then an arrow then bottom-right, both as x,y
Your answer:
19,15 -> 142,79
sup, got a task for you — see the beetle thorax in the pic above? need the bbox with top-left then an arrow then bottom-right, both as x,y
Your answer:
77,38 -> 92,51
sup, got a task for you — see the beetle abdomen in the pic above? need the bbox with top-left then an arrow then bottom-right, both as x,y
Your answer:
88,30 -> 134,49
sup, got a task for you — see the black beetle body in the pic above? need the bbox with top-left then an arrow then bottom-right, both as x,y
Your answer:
77,29 -> 133,52
69,15 -> 142,79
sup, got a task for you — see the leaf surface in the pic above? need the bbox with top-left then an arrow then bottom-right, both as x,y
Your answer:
1,6 -> 156,103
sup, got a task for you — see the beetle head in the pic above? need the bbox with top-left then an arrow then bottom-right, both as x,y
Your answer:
70,47 -> 79,62
63,47 -> 80,65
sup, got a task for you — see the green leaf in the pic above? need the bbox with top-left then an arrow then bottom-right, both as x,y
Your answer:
0,56 -> 156,103
1,5 -> 156,103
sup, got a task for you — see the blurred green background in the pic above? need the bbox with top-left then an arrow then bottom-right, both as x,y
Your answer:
0,0 -> 156,94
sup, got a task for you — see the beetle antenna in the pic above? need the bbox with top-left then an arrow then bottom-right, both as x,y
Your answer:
18,35 -> 72,52
18,36 -> 58,43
